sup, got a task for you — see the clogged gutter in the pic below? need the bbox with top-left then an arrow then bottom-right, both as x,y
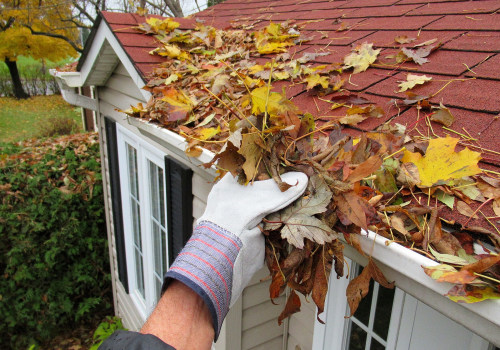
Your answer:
121,17 -> 500,321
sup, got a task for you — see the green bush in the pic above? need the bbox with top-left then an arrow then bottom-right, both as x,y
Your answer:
0,133 -> 111,349
37,115 -> 80,138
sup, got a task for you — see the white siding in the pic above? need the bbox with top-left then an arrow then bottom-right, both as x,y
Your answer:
287,293 -> 315,350
241,268 -> 286,350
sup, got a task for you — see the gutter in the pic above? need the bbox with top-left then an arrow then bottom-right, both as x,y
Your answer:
344,230 -> 500,345
49,69 -> 98,111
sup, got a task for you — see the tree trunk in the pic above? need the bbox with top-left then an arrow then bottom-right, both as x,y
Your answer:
165,0 -> 184,17
4,58 -> 29,99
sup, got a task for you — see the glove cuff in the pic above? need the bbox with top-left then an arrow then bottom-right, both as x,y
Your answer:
163,221 -> 242,340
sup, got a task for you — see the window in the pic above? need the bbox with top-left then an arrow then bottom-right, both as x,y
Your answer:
312,258 -> 493,350
117,125 -> 169,317
344,265 -> 395,350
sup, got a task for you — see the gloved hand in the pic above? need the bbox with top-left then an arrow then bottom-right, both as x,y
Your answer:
164,172 -> 308,340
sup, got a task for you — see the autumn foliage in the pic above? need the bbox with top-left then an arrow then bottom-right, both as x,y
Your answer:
123,18 -> 500,322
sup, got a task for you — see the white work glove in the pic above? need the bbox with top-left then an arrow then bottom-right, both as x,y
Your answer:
164,172 -> 308,340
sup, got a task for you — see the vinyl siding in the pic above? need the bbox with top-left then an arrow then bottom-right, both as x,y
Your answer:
98,62 -> 291,347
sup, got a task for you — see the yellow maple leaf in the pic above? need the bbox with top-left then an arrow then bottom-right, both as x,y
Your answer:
195,126 -> 221,141
343,42 -> 380,74
304,74 -> 329,90
401,137 -> 482,187
146,17 -> 179,33
398,73 -> 432,92
250,86 -> 285,117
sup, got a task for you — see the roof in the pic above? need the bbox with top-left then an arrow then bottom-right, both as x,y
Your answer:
95,1 -> 500,231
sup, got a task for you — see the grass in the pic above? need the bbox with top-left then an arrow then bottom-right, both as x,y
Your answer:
0,95 -> 82,142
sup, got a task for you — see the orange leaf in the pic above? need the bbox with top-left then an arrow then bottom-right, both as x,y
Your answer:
278,290 -> 301,325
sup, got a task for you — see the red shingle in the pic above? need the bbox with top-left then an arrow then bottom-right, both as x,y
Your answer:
299,18 -> 366,31
102,12 -> 138,25
359,15 -> 442,30
294,8 -> 353,20
425,13 -> 500,30
407,0 -> 500,16
339,0 -> 401,8
107,23 -> 141,34
305,30 -> 374,46
344,4 -> 421,18
356,30 -> 463,48
367,72 -> 500,113
114,33 -> 158,48
390,107 -> 500,164
444,31 -> 500,52
343,69 -> 396,92
123,47 -> 166,64
465,54 -> 500,80
377,49 -> 491,76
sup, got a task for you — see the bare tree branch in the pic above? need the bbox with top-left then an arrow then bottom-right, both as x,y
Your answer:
24,25 -> 83,52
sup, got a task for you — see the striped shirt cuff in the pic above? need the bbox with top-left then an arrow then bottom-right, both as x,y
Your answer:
163,221 -> 242,340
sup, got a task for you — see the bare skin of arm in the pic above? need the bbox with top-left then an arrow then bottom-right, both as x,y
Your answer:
140,280 -> 215,350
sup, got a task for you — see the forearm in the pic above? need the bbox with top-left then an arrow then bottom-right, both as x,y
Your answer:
140,280 -> 214,350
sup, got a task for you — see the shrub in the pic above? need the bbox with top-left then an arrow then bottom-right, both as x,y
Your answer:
0,133 -> 111,349
37,115 -> 80,138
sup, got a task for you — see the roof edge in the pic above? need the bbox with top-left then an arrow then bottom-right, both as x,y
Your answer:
76,13 -> 103,72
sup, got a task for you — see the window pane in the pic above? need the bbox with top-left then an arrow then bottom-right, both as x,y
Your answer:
373,284 -> 395,340
353,266 -> 374,326
348,322 -> 367,350
149,161 -> 160,221
158,167 -> 165,226
155,277 -> 162,302
135,247 -> 145,297
153,223 -> 161,277
371,339 -> 385,350
127,144 -> 139,199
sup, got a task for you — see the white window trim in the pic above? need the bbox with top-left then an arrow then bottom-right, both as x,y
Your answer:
116,124 -> 169,320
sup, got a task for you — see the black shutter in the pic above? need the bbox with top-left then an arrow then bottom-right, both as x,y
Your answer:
165,156 -> 193,266
104,117 -> 129,293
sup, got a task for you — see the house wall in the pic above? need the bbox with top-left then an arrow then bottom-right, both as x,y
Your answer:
96,62 -> 301,349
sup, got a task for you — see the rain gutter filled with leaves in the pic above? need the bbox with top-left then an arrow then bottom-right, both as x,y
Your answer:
101,17 -> 499,335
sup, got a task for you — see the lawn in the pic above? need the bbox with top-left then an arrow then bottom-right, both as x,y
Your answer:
0,95 -> 82,142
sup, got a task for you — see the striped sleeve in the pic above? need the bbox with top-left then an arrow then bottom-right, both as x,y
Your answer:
163,221 -> 241,340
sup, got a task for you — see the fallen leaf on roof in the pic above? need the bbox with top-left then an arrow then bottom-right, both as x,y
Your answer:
304,74 -> 329,90
398,74 -> 432,92
401,137 -> 482,187
396,40 -> 439,65
430,103 -> 455,127
343,42 -> 380,74
394,35 -> 415,44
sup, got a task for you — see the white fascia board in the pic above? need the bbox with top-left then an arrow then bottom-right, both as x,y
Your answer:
78,20 -> 151,102
343,230 -> 500,345
127,116 -> 215,166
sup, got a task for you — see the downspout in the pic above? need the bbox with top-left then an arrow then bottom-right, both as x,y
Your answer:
49,69 -> 98,111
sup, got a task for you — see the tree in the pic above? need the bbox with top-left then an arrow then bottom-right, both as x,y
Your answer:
0,0 -> 78,98
0,0 -> 186,98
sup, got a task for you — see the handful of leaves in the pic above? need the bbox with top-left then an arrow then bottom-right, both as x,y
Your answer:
125,18 -> 500,321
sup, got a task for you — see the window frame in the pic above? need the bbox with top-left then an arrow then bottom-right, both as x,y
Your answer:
116,124 -> 169,319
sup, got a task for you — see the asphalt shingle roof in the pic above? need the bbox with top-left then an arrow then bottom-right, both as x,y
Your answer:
97,0 -> 500,229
